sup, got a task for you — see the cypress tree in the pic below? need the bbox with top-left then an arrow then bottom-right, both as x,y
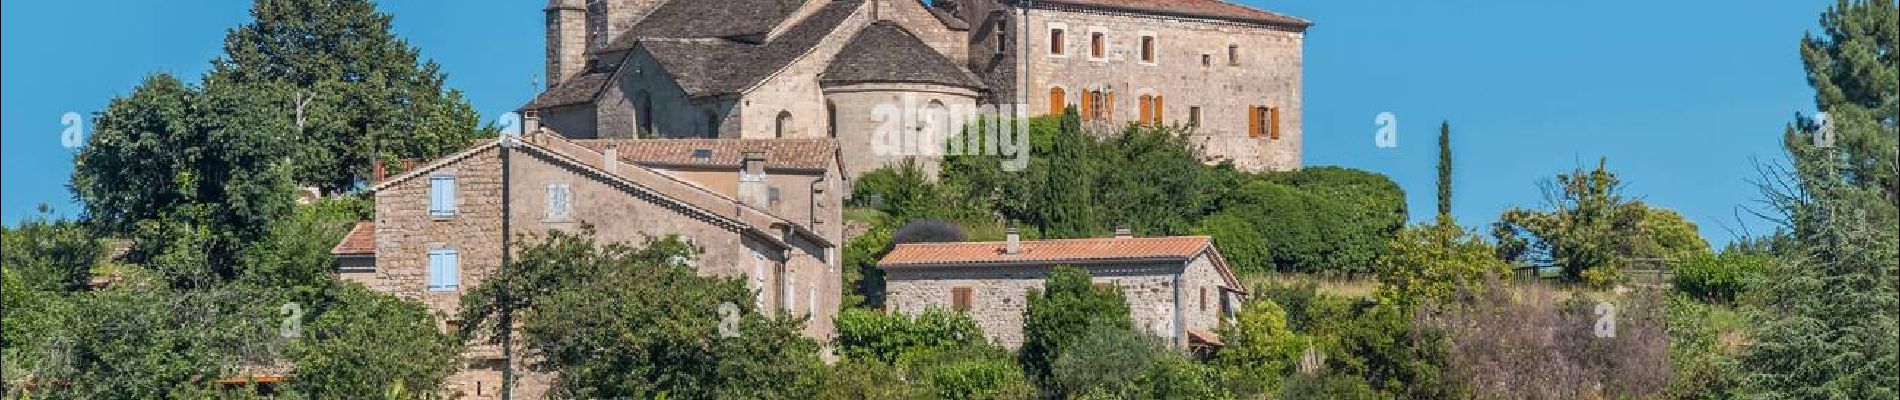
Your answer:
1436,120 -> 1453,221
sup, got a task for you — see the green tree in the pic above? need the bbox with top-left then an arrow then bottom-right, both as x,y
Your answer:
287,284 -> 460,399
1740,2 -> 1898,397
1019,266 -> 1133,392
461,229 -> 820,399
1197,167 -> 1406,275
1212,297 -> 1304,396
1094,124 -> 1236,236
833,308 -> 988,363
1051,327 -> 1225,400
1033,108 -> 1100,238
1492,159 -> 1703,285
1,208 -> 106,292
1437,120 -> 1454,219
1373,221 -> 1509,309
71,74 -> 299,288
212,0 -> 489,192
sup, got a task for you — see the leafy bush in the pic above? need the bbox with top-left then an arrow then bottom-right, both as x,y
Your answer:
902,346 -> 1035,400
1051,327 -> 1225,400
833,308 -> 988,363
1670,251 -> 1770,304
1198,168 -> 1406,275
1019,266 -> 1134,394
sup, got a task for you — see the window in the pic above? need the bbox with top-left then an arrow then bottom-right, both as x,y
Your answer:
775,111 -> 793,138
826,101 -> 838,138
1050,28 -> 1065,55
1090,32 -> 1106,59
1248,106 -> 1281,139
427,248 -> 459,292
1139,35 -> 1155,63
636,91 -> 654,134
429,175 -> 456,217
1048,87 -> 1067,115
1201,54 -> 1211,67
1228,44 -> 1240,66
1189,107 -> 1202,126
1152,95 -> 1164,124
951,287 -> 973,311
752,254 -> 768,310
1200,288 -> 1208,312
995,20 -> 1008,53
1082,90 -> 1108,120
546,183 -> 571,220
704,110 -> 720,138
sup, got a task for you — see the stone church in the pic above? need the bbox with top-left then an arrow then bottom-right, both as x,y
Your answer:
524,0 -> 1310,175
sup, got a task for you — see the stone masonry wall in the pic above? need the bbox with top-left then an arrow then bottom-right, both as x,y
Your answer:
884,262 -> 1195,349
1021,8 -> 1304,172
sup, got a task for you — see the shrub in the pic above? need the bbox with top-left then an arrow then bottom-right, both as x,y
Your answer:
1019,266 -> 1134,393
1670,251 -> 1770,304
833,308 -> 987,363
1198,168 -> 1406,275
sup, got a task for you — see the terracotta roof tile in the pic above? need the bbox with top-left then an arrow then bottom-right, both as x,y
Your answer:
572,138 -> 838,171
331,221 -> 375,256
880,236 -> 1214,267
1035,0 -> 1309,27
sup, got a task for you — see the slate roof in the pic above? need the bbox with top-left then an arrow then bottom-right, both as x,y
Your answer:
602,0 -> 811,51
524,71 -> 613,109
635,0 -> 864,98
331,222 -> 376,256
821,22 -> 985,89
571,138 -> 838,171
1030,0 -> 1309,28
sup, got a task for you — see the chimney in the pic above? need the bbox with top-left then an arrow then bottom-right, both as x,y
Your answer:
522,111 -> 543,136
372,161 -> 388,182
1114,226 -> 1132,239
739,151 -> 769,207
1005,228 -> 1021,255
602,143 -> 619,173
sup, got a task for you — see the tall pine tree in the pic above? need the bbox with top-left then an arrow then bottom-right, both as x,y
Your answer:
213,0 -> 490,192
1740,1 -> 1898,398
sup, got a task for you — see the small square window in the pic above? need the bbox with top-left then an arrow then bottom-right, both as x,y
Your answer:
1050,29 -> 1065,55
1228,44 -> 1241,66
1201,54 -> 1211,67
1090,32 -> 1106,59
1189,107 -> 1203,126
1139,36 -> 1155,63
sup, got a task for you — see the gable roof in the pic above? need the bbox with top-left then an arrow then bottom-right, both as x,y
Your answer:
633,0 -> 865,99
572,138 -> 838,172
331,221 -> 376,256
822,22 -> 985,89
1028,0 -> 1308,28
880,235 -> 1243,289
604,0 -> 813,50
368,134 -> 834,249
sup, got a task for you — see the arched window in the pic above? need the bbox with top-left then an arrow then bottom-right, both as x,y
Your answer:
1138,94 -> 1153,124
924,100 -> 951,155
995,19 -> 1008,53
1048,87 -> 1066,116
826,101 -> 838,138
775,111 -> 793,138
704,110 -> 720,138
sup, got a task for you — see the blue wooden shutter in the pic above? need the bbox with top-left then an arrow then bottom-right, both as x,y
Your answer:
430,176 -> 456,216
428,249 -> 459,291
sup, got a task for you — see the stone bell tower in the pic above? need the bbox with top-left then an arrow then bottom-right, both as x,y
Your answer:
546,0 -> 667,86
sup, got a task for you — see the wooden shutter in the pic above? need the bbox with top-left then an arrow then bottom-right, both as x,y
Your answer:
1269,107 -> 1282,140
1106,92 -> 1115,120
951,287 -> 973,311
1200,288 -> 1208,312
1138,95 -> 1152,124
1049,88 -> 1065,116
1153,96 -> 1165,124
1247,106 -> 1261,137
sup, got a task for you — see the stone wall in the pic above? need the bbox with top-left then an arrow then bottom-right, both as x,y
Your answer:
884,261 -> 1211,349
1020,8 -> 1304,172
822,83 -> 981,182
738,4 -> 872,140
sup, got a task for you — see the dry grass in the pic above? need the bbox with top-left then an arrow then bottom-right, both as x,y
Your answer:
1242,272 -> 1381,299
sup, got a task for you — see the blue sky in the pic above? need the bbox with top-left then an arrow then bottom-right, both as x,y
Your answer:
2,1 -> 1826,245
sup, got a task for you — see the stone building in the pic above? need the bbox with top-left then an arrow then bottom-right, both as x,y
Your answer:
525,0 -> 1308,180
878,230 -> 1245,349
333,128 -> 844,400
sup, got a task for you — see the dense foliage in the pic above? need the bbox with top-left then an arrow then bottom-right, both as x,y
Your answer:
1492,159 -> 1711,285
1017,266 -> 1133,396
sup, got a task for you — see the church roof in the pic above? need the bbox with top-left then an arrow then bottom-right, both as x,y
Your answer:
524,70 -> 613,109
1028,0 -> 1309,28
606,0 -> 810,47
821,23 -> 985,89
634,0 -> 864,98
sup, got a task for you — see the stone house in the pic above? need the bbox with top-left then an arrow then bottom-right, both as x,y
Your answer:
526,0 -> 1309,182
332,127 -> 844,400
879,229 -> 1244,349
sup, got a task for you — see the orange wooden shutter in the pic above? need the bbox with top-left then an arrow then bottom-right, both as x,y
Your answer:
1106,92 -> 1116,120
1269,107 -> 1282,139
951,287 -> 973,311
1138,95 -> 1152,124
1248,106 -> 1261,137
1153,96 -> 1165,124
1049,88 -> 1065,116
